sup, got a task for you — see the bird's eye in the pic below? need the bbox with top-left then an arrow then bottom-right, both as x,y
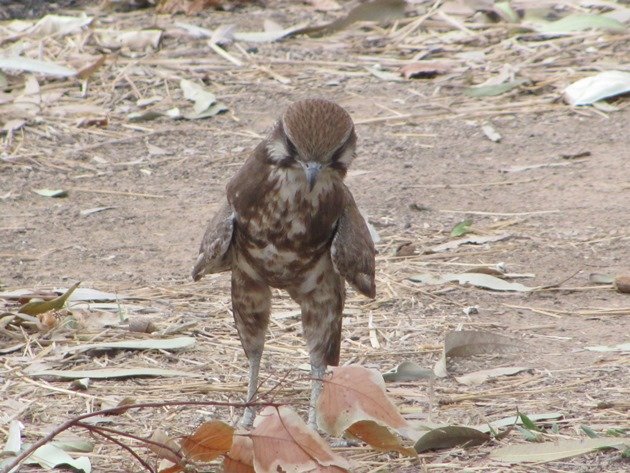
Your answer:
330,145 -> 346,163
274,137 -> 299,168
285,137 -> 298,159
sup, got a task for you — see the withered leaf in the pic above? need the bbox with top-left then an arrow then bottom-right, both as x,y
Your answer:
180,420 -> 234,462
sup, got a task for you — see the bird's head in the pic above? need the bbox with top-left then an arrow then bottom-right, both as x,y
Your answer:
266,99 -> 357,191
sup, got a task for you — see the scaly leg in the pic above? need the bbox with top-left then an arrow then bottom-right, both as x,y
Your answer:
231,267 -> 271,428
293,271 -> 345,431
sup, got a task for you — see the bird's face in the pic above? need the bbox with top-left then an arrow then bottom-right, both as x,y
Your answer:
266,99 -> 357,191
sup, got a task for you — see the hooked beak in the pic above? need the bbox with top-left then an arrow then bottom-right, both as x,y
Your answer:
303,162 -> 322,192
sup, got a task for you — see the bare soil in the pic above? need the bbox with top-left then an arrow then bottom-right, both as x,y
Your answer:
1,1 -> 629,472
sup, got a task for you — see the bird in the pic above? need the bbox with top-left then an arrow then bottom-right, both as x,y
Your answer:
192,98 -> 376,429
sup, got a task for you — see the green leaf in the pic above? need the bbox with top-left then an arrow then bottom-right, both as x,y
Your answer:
516,425 -> 543,442
414,426 -> 489,453
32,188 -> 68,198
518,412 -> 541,432
536,14 -> 626,34
450,219 -> 473,237
476,412 -> 564,433
19,282 -> 80,316
495,2 -> 519,23
465,79 -> 527,97
581,425 -> 599,438
490,437 -> 630,463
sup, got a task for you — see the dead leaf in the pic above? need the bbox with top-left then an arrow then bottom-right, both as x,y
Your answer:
27,14 -> 93,37
148,429 -> 182,464
0,57 -> 77,77
347,420 -> 417,457
414,426 -> 489,452
80,206 -> 115,216
365,65 -> 404,82
564,71 -> 630,106
490,437 -> 630,463
233,22 -> 310,43
425,233 -> 511,253
95,29 -> 162,50
382,361 -> 435,382
61,336 -> 196,355
465,79 -> 527,97
251,406 -> 350,473
1,119 -> 26,134
481,123 -> 502,142
500,161 -> 575,173
317,365 -> 413,439
584,343 -> 630,353
455,366 -> 531,386
410,272 -> 533,292
179,79 -> 228,119
395,242 -> 416,257
27,368 -> 200,380
181,420 -> 234,462
614,275 -> 630,293
76,55 -> 107,80
434,330 -> 523,377
400,60 -> 455,79
298,0 -> 406,37
223,433 -> 255,473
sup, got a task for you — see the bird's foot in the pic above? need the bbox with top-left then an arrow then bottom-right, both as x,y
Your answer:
238,407 -> 256,429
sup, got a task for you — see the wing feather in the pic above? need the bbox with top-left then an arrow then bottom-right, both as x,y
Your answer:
331,189 -> 376,298
192,201 -> 234,281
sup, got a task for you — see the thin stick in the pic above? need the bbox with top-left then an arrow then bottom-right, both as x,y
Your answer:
404,178 -> 542,189
438,209 -> 559,216
70,188 -> 166,199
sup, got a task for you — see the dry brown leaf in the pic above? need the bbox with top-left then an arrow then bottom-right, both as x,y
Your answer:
317,365 -> 413,439
614,275 -> 630,293
76,55 -> 107,80
223,433 -> 254,473
148,429 -> 181,464
180,420 -> 234,462
347,420 -> 417,457
158,464 -> 184,473
251,406 -> 350,473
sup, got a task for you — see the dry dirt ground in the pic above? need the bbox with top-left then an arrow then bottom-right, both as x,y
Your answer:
1,1 -> 629,472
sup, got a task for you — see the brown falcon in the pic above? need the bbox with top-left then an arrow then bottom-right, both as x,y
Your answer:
192,98 -> 376,428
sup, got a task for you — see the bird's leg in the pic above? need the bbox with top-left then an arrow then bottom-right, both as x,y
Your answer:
308,364 -> 326,429
231,268 -> 271,429
239,352 -> 262,428
295,274 -> 345,431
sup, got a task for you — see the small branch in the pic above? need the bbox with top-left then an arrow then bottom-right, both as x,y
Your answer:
2,399 -> 276,472
88,427 -> 156,473
76,422 -> 183,464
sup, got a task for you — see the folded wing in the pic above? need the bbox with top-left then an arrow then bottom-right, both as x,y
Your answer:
331,189 -> 376,298
192,201 -> 234,281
